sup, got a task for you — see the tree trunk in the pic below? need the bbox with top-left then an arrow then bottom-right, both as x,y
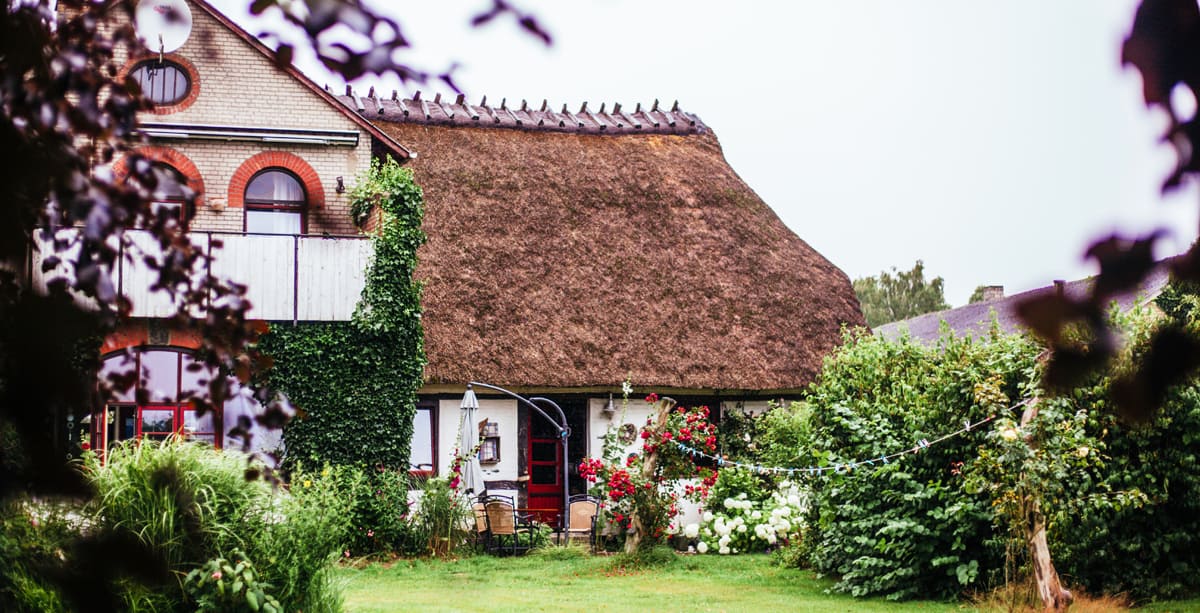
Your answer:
1020,398 -> 1073,611
1026,500 -> 1071,611
625,397 -> 675,554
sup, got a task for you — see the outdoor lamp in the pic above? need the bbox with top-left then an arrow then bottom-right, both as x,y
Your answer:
461,384 -> 479,410
601,393 -> 615,417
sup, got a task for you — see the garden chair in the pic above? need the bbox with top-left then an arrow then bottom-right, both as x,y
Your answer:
560,494 -> 599,552
480,495 -> 535,556
472,500 -> 490,553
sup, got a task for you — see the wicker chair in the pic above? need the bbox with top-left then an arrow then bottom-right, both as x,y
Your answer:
472,501 -> 490,553
480,495 -> 535,556
561,495 -> 600,552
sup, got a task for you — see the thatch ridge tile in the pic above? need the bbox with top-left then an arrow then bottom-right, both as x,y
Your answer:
340,93 -> 708,136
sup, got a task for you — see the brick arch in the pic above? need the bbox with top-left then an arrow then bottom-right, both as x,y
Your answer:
100,322 -> 204,355
112,145 -> 206,208
118,53 -> 202,115
227,151 -> 325,211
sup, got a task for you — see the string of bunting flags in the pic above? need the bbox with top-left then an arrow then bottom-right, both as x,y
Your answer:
673,398 -> 1033,476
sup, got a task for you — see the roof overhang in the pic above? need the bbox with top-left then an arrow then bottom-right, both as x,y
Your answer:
139,122 -> 359,146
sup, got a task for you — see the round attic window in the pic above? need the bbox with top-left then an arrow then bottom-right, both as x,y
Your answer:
129,59 -> 191,106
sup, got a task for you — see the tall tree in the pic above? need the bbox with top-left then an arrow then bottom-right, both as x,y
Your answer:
852,260 -> 950,328
968,285 -> 988,304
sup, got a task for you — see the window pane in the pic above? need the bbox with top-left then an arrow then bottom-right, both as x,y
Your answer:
182,409 -> 214,435
141,351 -> 180,402
410,409 -> 433,469
131,62 -> 190,105
150,200 -> 184,222
531,441 -> 556,463
101,353 -> 137,402
246,171 -> 303,203
140,408 -> 175,434
106,404 -> 137,450
245,210 -> 301,235
179,354 -> 213,402
189,433 -> 216,446
479,438 -> 499,463
151,165 -> 187,200
531,465 -> 557,485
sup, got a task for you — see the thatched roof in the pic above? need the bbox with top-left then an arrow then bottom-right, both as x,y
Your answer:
875,266 -> 1171,343
349,95 -> 864,392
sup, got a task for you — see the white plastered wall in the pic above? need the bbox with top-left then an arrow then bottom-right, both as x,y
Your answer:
436,397 -> 519,501
586,397 -> 656,460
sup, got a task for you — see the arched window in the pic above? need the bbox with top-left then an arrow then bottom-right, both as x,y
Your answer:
244,169 -> 306,235
120,162 -> 191,230
128,59 -> 192,106
148,163 -> 190,228
96,348 -> 218,451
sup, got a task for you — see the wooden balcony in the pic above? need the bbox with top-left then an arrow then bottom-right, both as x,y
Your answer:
29,229 -> 372,322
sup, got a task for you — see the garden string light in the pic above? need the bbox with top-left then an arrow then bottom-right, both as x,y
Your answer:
672,398 -> 1033,476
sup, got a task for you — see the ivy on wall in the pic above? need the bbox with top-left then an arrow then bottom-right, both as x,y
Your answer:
257,158 -> 425,469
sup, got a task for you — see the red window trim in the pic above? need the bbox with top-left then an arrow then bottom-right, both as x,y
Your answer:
112,146 -> 206,211
242,168 -> 309,234
228,151 -> 325,214
118,53 -> 202,115
97,347 -> 223,452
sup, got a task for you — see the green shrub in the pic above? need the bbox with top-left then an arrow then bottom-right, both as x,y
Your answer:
773,539 -> 810,569
344,467 -> 422,557
707,467 -> 769,506
756,401 -> 814,470
88,439 -> 270,572
800,329 -> 1037,600
0,500 -> 72,612
256,465 -> 354,610
792,308 -> 1200,602
413,477 -> 469,557
1049,309 -> 1200,601
184,550 -> 282,613
85,439 -> 351,611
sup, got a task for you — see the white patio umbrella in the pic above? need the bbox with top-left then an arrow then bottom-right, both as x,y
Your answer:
457,385 -> 487,499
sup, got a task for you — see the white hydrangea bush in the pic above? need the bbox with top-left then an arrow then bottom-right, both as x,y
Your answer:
689,480 -> 807,555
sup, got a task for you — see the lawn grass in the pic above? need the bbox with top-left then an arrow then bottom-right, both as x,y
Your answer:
337,548 -> 975,612
338,548 -> 1200,612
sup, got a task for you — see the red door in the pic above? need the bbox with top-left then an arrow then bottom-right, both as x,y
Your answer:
527,435 -> 562,525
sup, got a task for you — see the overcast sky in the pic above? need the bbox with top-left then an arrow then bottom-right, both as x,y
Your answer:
209,0 -> 1199,305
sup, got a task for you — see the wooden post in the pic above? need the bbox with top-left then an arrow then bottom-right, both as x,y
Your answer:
1019,398 -> 1073,611
625,396 -> 675,554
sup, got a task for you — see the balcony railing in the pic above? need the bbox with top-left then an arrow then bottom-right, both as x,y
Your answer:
29,229 -> 372,322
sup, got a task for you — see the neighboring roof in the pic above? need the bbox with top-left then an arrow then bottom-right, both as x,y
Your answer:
875,266 -> 1172,343
354,100 -> 865,392
160,0 -> 413,159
